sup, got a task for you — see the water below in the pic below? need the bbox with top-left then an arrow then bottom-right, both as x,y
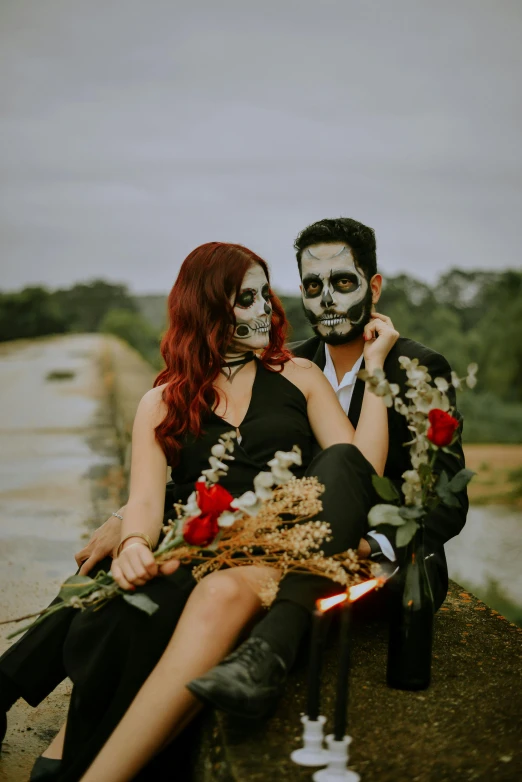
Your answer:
446,504 -> 522,625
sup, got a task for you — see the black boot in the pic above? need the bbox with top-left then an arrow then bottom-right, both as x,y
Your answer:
187,637 -> 286,719
29,756 -> 62,781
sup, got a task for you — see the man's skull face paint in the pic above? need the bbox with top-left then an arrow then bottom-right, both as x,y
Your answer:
230,264 -> 272,352
300,243 -> 371,345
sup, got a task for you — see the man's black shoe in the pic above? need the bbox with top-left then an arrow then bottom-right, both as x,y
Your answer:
187,637 -> 287,719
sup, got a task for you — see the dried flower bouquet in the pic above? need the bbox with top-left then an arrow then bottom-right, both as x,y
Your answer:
3,432 -> 376,639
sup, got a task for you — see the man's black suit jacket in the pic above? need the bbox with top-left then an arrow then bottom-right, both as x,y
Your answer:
290,335 -> 469,604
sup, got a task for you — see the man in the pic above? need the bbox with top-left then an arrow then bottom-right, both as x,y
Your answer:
186,218 -> 468,716
0,217 -> 468,739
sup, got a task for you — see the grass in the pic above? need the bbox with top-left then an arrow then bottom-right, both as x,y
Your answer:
464,444 -> 522,506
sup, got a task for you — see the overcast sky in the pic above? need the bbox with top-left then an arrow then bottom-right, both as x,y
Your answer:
1,0 -> 521,295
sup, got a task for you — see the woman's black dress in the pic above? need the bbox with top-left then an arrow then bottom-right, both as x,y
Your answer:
57,361 -> 317,780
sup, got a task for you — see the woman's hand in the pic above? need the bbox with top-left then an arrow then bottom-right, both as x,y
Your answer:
363,313 -> 399,370
111,541 -> 180,590
111,540 -> 159,591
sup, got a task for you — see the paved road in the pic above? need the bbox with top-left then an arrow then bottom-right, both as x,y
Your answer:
0,335 -> 121,781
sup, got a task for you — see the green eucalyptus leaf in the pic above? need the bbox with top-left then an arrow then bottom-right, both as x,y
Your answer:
435,471 -> 461,508
440,491 -> 461,508
448,468 -> 476,493
368,504 -> 405,527
58,575 -> 98,601
371,475 -> 400,502
123,592 -> 159,616
396,519 -> 418,547
399,506 -> 425,520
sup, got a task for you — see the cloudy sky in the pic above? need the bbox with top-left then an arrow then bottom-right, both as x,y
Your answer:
1,0 -> 521,294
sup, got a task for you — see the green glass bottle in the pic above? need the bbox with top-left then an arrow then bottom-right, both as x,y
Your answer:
387,525 -> 435,690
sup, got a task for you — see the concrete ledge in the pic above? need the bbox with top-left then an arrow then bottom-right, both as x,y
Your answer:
192,582 -> 522,782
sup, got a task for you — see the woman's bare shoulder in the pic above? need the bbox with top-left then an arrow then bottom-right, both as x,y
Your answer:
283,356 -> 317,372
136,385 -> 168,424
283,356 -> 324,379
281,357 -> 324,396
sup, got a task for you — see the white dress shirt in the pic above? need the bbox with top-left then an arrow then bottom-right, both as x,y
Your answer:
322,346 -> 396,562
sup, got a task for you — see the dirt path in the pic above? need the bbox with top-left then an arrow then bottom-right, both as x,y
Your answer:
0,335 -> 124,781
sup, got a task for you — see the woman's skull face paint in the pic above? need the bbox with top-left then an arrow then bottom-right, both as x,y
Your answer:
300,243 -> 372,344
230,264 -> 272,352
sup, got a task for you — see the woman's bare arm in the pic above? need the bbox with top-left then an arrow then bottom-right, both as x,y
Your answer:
111,386 -> 175,590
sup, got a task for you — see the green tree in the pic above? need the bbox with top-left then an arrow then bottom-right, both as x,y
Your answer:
99,308 -> 162,369
53,280 -> 138,333
0,287 -> 67,342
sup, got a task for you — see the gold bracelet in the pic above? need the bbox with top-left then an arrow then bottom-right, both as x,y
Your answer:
116,533 -> 154,558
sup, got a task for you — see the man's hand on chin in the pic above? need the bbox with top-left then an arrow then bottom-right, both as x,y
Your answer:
75,513 -> 123,575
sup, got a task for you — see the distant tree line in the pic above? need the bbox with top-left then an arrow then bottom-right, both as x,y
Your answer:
1,270 -> 521,442
0,280 -> 162,369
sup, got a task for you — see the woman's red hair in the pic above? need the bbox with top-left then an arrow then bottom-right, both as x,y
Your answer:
154,242 -> 291,466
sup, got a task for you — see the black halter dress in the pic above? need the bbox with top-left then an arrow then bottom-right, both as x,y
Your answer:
170,359 -> 316,501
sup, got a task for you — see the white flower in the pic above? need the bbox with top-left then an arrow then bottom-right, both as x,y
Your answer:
231,491 -> 261,516
466,363 -> 478,389
208,455 -> 230,472
254,471 -> 275,500
220,431 -> 237,452
211,443 -> 226,458
269,464 -> 295,484
255,485 -> 273,501
266,446 -> 302,484
434,377 -> 449,393
201,468 -> 221,484
450,371 -> 462,389
428,389 -> 450,413
398,356 -> 412,369
268,446 -> 302,469
182,491 -> 201,518
411,450 -> 430,469
413,393 -> 433,415
394,397 -> 409,416
217,510 -> 242,527
255,471 -> 275,488
401,469 -> 423,506
406,363 -> 430,384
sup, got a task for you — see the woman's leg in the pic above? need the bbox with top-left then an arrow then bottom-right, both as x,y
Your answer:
41,722 -> 65,759
79,565 -> 280,782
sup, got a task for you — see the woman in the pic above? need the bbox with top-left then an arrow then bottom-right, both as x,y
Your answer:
40,241 -> 397,781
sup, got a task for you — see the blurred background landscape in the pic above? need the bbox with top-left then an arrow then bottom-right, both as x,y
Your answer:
2,267 -> 521,447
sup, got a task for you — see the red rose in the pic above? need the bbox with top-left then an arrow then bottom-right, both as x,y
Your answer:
427,409 -> 459,447
182,481 -> 234,547
183,513 -> 220,547
195,481 -> 234,516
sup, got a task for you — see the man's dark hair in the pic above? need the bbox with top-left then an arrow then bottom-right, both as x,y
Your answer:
294,217 -> 377,279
